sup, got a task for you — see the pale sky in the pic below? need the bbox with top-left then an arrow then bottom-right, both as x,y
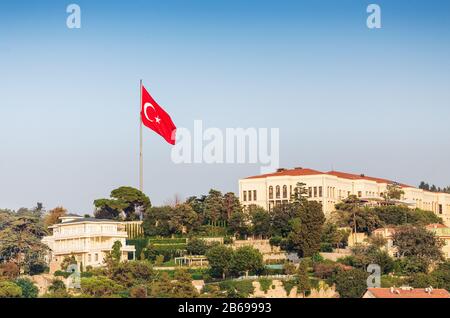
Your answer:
1,0 -> 449,214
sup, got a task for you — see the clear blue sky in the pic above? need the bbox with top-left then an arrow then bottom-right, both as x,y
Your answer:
1,0 -> 449,214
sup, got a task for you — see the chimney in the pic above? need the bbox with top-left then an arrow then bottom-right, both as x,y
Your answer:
360,174 -> 365,177
294,167 -> 303,170
276,168 -> 286,172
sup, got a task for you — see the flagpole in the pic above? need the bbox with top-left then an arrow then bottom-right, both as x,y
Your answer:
139,79 -> 143,192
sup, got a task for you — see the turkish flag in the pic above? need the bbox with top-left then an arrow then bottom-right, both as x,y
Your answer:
141,85 -> 177,145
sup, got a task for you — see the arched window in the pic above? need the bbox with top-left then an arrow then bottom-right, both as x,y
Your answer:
283,185 -> 288,198
269,186 -> 273,199
276,185 -> 281,199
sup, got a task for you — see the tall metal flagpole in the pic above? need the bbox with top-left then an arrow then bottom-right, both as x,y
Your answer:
139,79 -> 143,192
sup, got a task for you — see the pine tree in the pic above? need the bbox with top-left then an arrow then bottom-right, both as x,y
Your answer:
296,261 -> 310,297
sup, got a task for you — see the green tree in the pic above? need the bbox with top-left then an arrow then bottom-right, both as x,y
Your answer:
228,210 -> 249,238
269,203 -> 299,238
430,261 -> 450,290
60,255 -> 77,271
48,279 -> 67,293
383,183 -> 405,201
111,240 -> 122,263
334,205 -> 383,235
186,238 -> 208,255
109,260 -> 155,288
407,273 -> 437,288
203,189 -> 225,224
231,246 -> 264,276
142,206 -> 173,236
149,272 -> 173,297
250,207 -> 271,238
80,276 -> 124,297
93,198 -> 127,220
296,261 -> 310,297
15,278 -> 38,298
223,192 -> 242,220
0,281 -> 22,298
334,269 -> 368,298
321,222 -> 350,249
170,203 -> 199,234
43,206 -> 67,228
206,244 -> 234,279
288,199 -> 325,257
94,186 -> 150,221
172,269 -> 198,298
0,210 -> 48,274
393,225 -> 444,270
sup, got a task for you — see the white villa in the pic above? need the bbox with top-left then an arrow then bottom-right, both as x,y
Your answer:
42,214 -> 136,273
238,167 -> 450,226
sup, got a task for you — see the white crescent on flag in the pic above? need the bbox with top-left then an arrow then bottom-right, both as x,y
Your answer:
143,102 -> 156,122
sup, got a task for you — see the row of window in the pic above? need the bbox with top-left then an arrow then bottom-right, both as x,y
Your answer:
243,190 -> 257,202
87,253 -> 100,263
268,185 -> 292,199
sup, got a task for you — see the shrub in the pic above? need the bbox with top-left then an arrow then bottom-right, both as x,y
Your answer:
15,278 -> 38,298
54,270 -> 71,278
218,280 -> 255,298
0,281 -> 22,298
282,279 -> 296,296
380,275 -> 405,288
258,278 -> 272,294
320,243 -> 333,252
269,236 -> 283,247
48,279 -> 66,293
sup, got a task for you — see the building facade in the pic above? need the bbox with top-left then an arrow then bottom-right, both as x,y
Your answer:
42,215 -> 136,273
238,167 -> 450,225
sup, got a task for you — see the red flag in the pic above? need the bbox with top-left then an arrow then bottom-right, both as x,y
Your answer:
141,85 -> 177,145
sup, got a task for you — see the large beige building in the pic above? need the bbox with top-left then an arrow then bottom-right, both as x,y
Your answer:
42,215 -> 136,273
238,167 -> 450,225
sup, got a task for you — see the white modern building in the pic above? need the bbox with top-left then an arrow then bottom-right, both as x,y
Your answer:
42,214 -> 136,273
238,167 -> 450,225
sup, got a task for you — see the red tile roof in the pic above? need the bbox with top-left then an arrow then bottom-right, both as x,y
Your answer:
245,168 -> 324,179
245,167 -> 413,188
366,288 -> 450,298
327,171 -> 412,188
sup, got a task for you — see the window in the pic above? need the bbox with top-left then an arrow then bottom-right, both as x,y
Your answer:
283,185 -> 288,198
358,191 -> 362,198
95,253 -> 98,262
249,190 -> 252,201
243,191 -> 247,201
253,190 -> 257,201
276,185 -> 280,199
308,187 -> 312,198
319,186 -> 323,197
314,187 -> 318,198
88,254 -> 91,263
439,204 -> 443,214
290,185 -> 292,197
269,186 -> 273,199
